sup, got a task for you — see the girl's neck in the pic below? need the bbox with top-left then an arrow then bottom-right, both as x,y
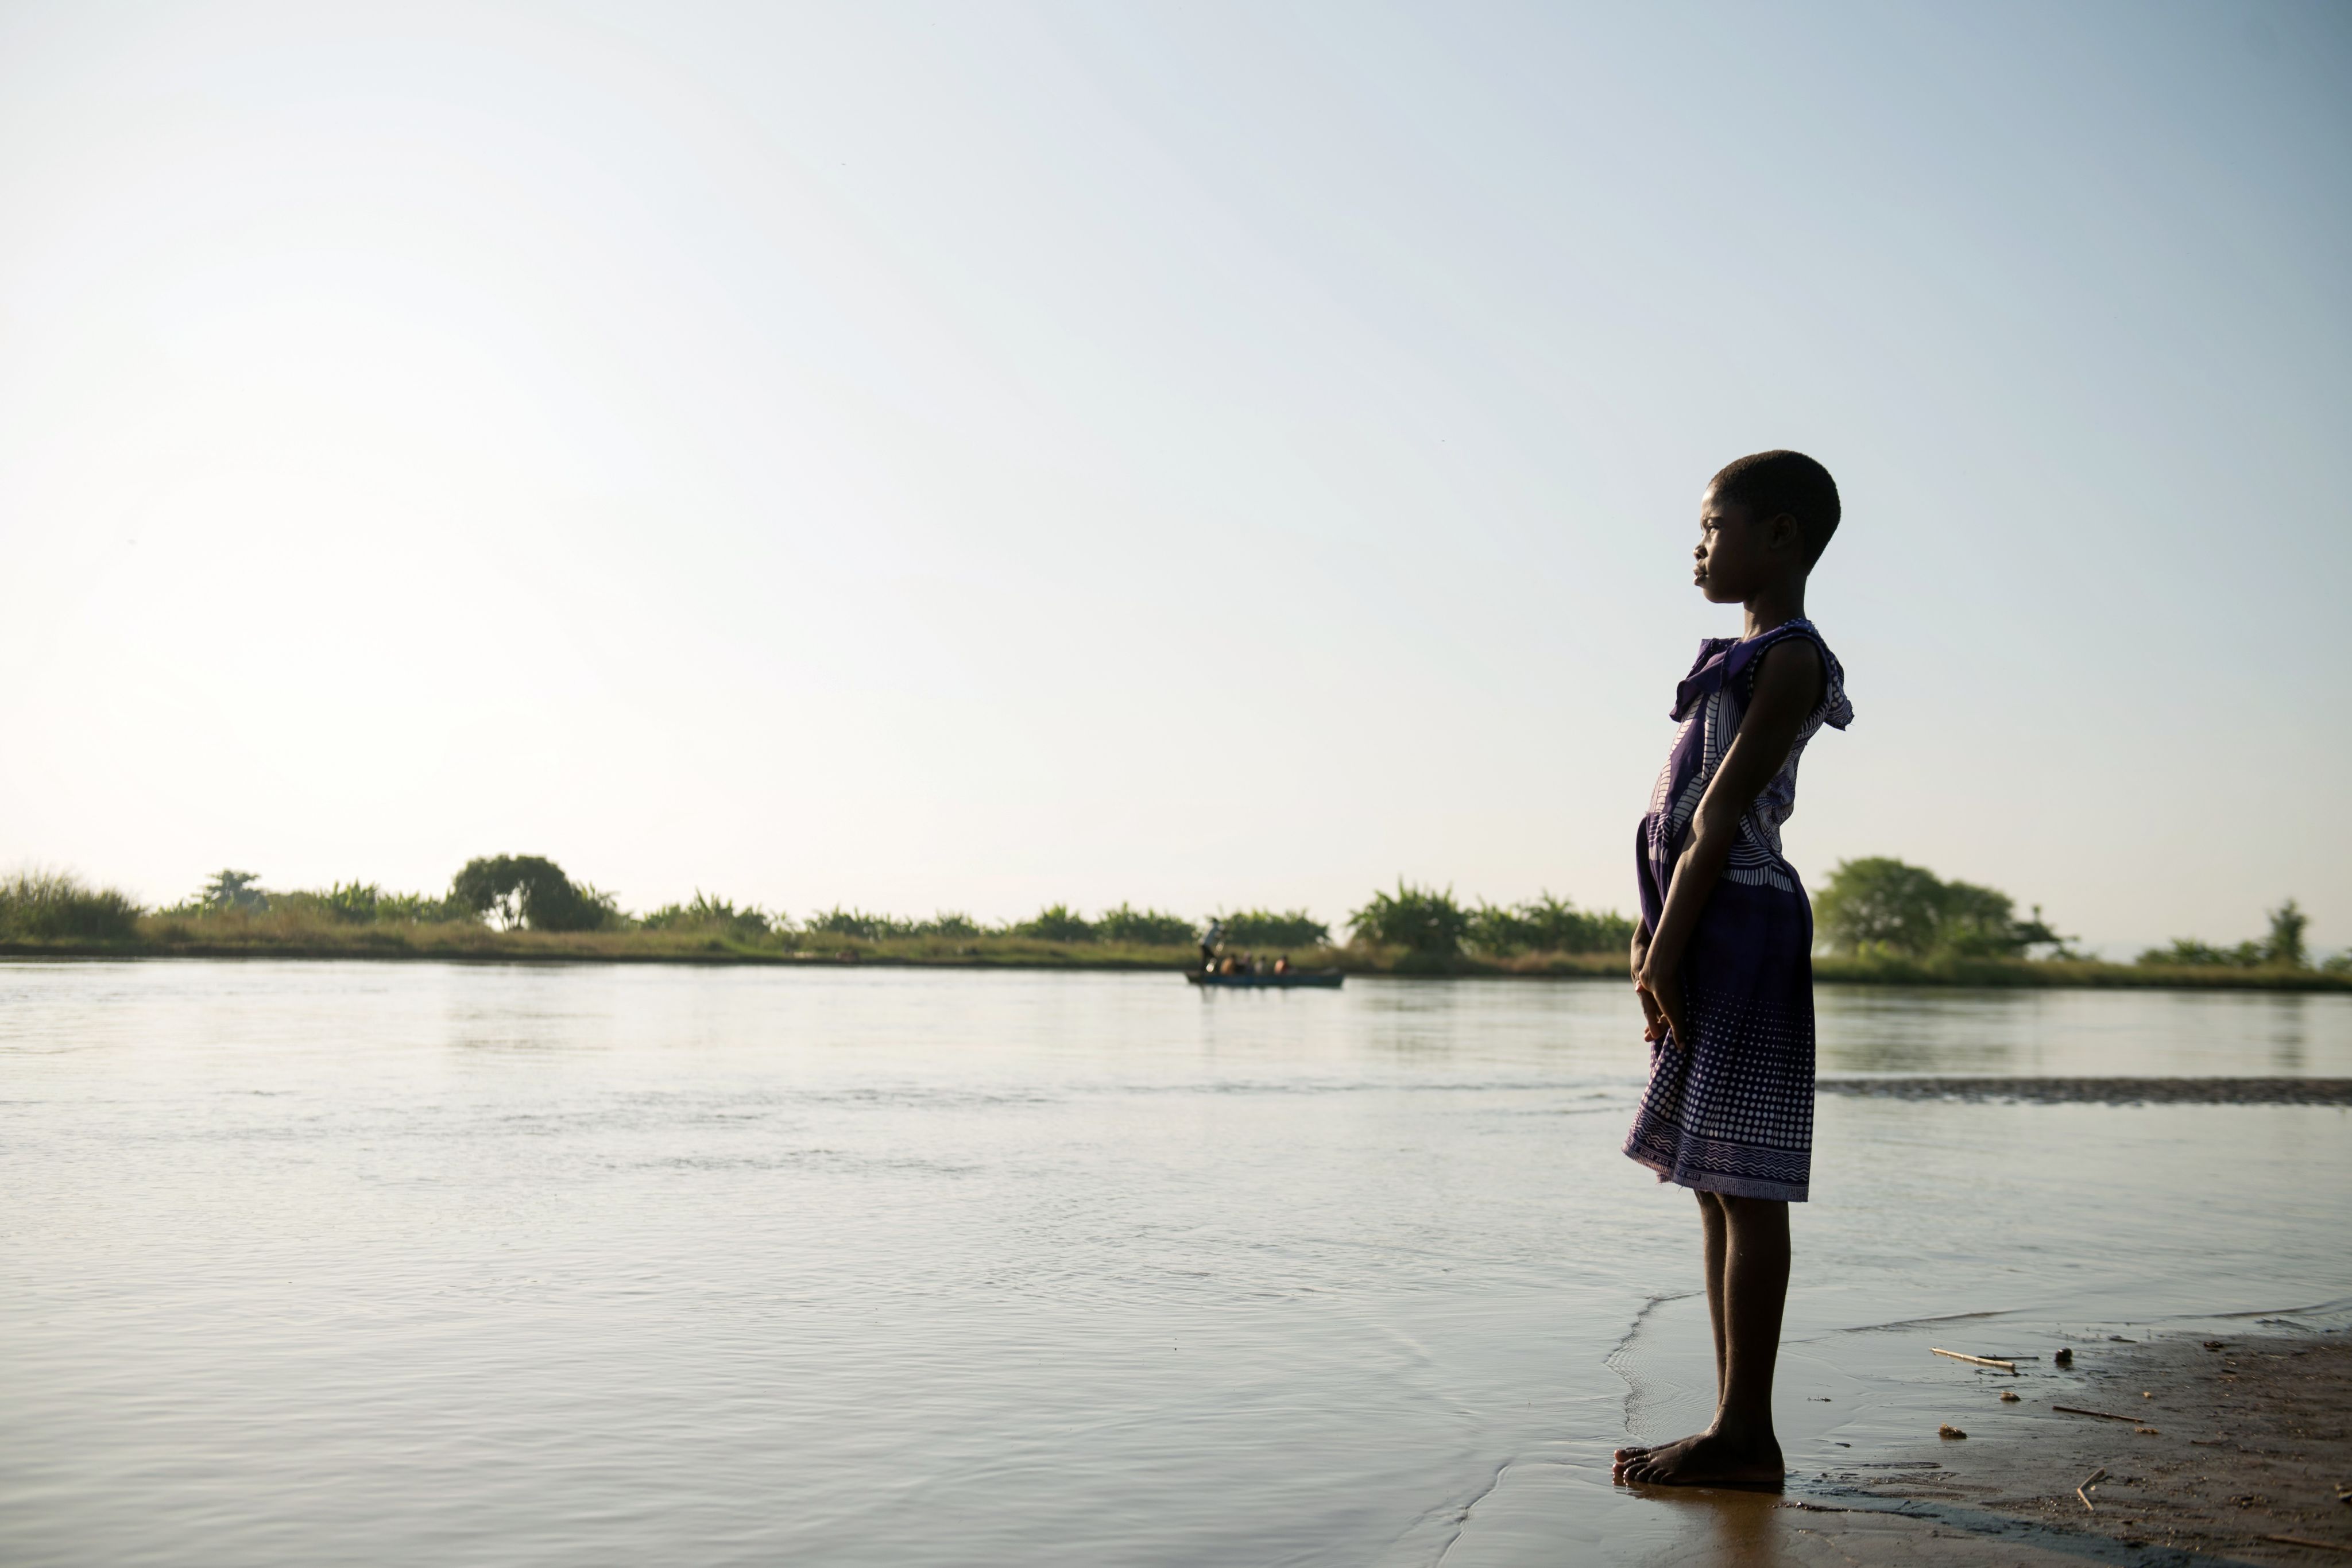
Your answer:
1742,580 -> 1807,640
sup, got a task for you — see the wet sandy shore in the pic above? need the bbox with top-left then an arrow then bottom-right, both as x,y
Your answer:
1775,1331 -> 2352,1565
1817,1077 -> 2352,1106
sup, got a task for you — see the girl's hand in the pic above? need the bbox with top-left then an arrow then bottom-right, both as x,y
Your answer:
1635,960 -> 1688,1049
1636,981 -> 1664,1039
1631,930 -> 1665,1037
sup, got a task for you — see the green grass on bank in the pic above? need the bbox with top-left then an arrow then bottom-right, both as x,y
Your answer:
5,863 -> 2347,991
2,907 -> 2346,991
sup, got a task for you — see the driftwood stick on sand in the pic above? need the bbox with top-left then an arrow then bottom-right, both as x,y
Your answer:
2052,1404 -> 2139,1422
2076,1466 -> 2106,1511
1931,1348 -> 2018,1372
2262,1535 -> 2352,1555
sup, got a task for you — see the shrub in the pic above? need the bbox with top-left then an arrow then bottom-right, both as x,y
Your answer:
643,892 -> 771,938
1348,882 -> 1470,954
1215,908 -> 1329,948
918,912 -> 982,939
320,881 -> 382,924
202,869 -> 269,912
374,890 -> 466,923
1012,904 -> 1095,943
2138,900 -> 2310,969
1466,893 -> 1634,955
0,869 -> 142,941
804,907 -> 908,940
1095,904 -> 1196,946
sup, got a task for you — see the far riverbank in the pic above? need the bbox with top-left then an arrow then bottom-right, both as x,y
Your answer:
2,927 -> 2347,992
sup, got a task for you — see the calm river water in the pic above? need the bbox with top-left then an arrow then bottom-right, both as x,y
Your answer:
3,962 -> 2348,1566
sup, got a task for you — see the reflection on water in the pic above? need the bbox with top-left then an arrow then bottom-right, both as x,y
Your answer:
1,962 -> 2346,1567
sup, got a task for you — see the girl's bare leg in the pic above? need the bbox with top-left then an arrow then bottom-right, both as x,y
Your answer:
1700,1190 -> 1730,1391
1611,1191 -> 1728,1468
1612,1194 -> 1788,1488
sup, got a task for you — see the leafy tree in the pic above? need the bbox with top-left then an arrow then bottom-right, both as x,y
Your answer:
1933,879 -> 2026,957
1349,882 -> 1471,954
450,855 -> 617,933
2265,899 -> 2309,968
1813,858 -> 2067,958
1094,904 -> 1197,946
1812,858 -> 1945,955
1216,908 -> 1332,948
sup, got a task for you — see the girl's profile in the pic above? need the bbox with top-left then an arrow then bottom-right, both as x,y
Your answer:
1612,450 -> 1852,1489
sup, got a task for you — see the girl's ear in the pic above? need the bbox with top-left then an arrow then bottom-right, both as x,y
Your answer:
1766,512 -> 1802,553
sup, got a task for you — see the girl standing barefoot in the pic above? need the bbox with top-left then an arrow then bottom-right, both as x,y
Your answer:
1611,451 -> 1852,1489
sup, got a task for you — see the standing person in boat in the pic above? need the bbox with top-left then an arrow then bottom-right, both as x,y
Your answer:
1200,917 -> 1225,971
1612,450 -> 1852,1490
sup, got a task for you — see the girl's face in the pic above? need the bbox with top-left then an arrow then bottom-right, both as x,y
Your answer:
1692,485 -> 1770,604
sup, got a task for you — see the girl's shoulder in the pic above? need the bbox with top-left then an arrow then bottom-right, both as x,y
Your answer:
1734,619 -> 1852,730
1673,619 -> 1852,730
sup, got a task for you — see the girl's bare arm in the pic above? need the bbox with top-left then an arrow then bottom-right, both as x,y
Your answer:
1635,638 -> 1823,1047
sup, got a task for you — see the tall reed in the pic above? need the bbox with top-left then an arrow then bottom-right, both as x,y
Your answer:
0,869 -> 142,941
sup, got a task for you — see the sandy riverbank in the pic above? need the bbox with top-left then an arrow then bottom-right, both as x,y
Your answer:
1774,1330 -> 2352,1564
1817,1078 -> 2352,1106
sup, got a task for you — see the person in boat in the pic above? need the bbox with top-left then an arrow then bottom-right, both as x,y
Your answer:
1218,954 -> 1237,975
1201,918 -> 1225,971
1274,955 -> 1290,975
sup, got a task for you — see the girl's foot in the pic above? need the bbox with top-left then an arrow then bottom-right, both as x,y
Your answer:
1611,1427 -> 1784,1488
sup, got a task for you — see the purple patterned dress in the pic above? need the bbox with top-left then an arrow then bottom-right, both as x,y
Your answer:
1622,618 -> 1852,1203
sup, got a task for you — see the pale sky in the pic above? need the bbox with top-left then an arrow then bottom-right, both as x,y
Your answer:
2,1 -> 2346,953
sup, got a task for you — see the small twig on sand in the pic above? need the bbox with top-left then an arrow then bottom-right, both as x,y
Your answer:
2077,1466 -> 2107,1512
2052,1404 -> 2138,1422
2262,1535 -> 2352,1555
1932,1348 -> 2018,1372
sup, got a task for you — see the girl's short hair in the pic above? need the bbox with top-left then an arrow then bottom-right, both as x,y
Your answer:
1712,450 -> 1840,565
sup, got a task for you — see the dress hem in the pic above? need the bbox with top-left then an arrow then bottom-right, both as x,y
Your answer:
1625,1148 -> 1809,1204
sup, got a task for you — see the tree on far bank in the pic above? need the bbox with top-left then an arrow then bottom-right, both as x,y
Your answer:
450,855 -> 617,933
1813,858 -> 2069,959
2266,899 -> 2308,967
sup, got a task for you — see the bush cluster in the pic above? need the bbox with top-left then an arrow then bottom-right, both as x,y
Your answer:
2137,900 -> 2330,970
1214,908 -> 1332,948
1345,882 -> 1633,956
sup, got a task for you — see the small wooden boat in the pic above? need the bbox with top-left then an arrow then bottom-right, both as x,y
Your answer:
1185,970 -> 1343,989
